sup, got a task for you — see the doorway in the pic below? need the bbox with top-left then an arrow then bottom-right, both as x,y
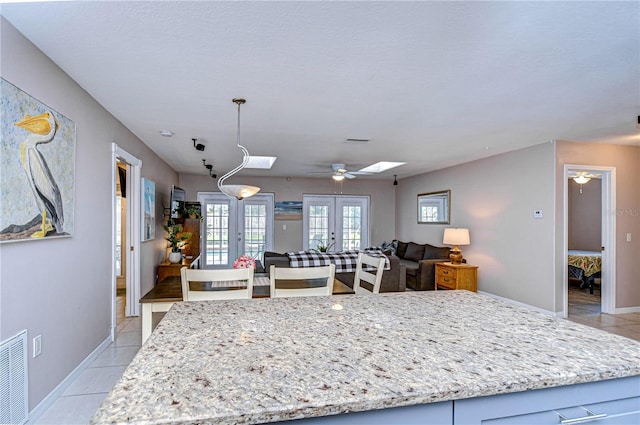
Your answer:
302,195 -> 370,251
111,143 -> 142,340
198,192 -> 274,268
115,161 -> 127,327
563,165 -> 616,317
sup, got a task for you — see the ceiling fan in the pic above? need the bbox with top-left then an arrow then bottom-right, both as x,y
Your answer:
308,163 -> 371,180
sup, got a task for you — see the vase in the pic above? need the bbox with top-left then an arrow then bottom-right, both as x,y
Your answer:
168,252 -> 182,264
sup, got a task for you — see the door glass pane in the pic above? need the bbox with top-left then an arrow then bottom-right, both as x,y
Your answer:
205,202 -> 229,266
308,205 -> 329,250
342,205 -> 361,250
244,203 -> 266,260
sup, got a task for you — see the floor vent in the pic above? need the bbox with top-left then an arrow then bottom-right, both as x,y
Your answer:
0,330 -> 28,425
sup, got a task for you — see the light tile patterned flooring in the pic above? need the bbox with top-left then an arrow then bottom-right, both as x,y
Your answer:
31,289 -> 639,424
567,286 -> 640,342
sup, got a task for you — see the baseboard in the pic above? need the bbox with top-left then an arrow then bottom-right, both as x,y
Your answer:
27,335 -> 112,424
614,306 -> 640,314
477,291 -> 562,317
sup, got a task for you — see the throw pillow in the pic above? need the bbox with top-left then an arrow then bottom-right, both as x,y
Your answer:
423,244 -> 451,260
395,240 -> 409,259
404,242 -> 425,262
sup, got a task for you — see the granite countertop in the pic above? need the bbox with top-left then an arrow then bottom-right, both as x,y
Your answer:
91,291 -> 640,424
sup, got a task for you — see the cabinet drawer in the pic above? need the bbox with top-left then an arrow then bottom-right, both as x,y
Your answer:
436,274 -> 457,289
437,266 -> 456,278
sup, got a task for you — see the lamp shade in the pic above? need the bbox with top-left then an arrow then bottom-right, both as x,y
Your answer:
219,184 -> 261,200
443,228 -> 470,246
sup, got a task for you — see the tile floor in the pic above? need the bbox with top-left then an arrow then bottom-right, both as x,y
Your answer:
30,289 -> 639,424
31,316 -> 143,424
567,285 -> 640,341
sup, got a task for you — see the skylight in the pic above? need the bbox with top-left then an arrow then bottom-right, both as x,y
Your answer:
245,156 -> 277,169
358,161 -> 406,173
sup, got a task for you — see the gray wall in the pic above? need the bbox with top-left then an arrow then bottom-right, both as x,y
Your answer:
568,178 -> 601,251
178,174 -> 397,252
396,142 -> 557,312
0,19 -> 178,410
555,141 -> 640,310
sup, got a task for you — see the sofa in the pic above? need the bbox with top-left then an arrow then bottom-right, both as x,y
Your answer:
262,251 -> 406,293
393,240 -> 452,291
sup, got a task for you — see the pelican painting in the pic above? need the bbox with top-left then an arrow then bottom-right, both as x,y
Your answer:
1,78 -> 75,243
14,111 -> 64,237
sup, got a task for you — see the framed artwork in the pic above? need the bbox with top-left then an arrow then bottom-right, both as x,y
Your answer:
0,78 -> 76,243
275,201 -> 303,220
142,178 -> 155,241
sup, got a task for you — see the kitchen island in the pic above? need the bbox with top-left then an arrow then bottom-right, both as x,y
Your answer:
91,291 -> 640,424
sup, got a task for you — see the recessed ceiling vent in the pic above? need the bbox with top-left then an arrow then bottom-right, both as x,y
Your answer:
345,138 -> 371,143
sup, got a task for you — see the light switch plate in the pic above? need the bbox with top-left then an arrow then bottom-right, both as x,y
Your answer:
533,210 -> 543,219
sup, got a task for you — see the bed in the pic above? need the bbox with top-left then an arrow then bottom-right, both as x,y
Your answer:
568,250 -> 602,293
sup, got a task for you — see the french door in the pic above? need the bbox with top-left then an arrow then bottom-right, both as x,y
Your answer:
198,193 -> 274,268
302,195 -> 369,251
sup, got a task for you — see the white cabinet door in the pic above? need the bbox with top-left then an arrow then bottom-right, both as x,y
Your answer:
454,376 -> 640,425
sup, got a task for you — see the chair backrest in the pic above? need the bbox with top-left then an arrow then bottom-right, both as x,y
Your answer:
353,253 -> 385,294
180,267 -> 254,301
269,264 -> 335,298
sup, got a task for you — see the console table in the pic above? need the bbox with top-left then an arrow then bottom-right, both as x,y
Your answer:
156,258 -> 196,283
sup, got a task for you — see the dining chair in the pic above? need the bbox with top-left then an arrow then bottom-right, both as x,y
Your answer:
180,266 -> 254,301
353,253 -> 385,294
269,264 -> 335,298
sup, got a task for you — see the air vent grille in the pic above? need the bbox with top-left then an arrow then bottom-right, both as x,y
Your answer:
0,330 -> 28,425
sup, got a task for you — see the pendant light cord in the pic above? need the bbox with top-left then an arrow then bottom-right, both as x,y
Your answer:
218,99 -> 251,197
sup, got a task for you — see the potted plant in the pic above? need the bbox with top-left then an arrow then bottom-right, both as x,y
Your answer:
184,204 -> 203,220
163,224 -> 192,263
315,241 -> 334,253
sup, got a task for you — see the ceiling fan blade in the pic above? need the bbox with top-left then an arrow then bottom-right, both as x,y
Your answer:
344,172 -> 356,179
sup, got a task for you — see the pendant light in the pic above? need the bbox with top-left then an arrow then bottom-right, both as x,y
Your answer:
217,98 -> 260,200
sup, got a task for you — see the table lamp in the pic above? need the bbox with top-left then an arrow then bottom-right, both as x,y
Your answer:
443,228 -> 470,264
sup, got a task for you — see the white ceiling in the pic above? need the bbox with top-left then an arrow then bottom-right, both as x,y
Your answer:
2,1 -> 638,180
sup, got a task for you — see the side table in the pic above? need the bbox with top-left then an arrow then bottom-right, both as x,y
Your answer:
435,262 -> 478,292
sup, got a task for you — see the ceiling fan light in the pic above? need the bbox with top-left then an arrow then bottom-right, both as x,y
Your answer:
573,175 -> 591,185
332,174 -> 345,181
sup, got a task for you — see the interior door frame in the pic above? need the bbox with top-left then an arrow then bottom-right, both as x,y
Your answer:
111,143 -> 142,339
562,164 -> 616,317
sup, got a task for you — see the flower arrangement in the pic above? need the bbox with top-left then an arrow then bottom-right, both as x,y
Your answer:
233,254 -> 257,269
162,224 -> 192,253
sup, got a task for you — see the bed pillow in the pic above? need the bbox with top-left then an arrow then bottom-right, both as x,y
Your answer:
404,242 -> 425,262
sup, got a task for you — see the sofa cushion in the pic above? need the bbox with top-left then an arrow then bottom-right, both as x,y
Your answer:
396,240 -> 409,259
404,242 -> 425,262
423,244 -> 451,260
